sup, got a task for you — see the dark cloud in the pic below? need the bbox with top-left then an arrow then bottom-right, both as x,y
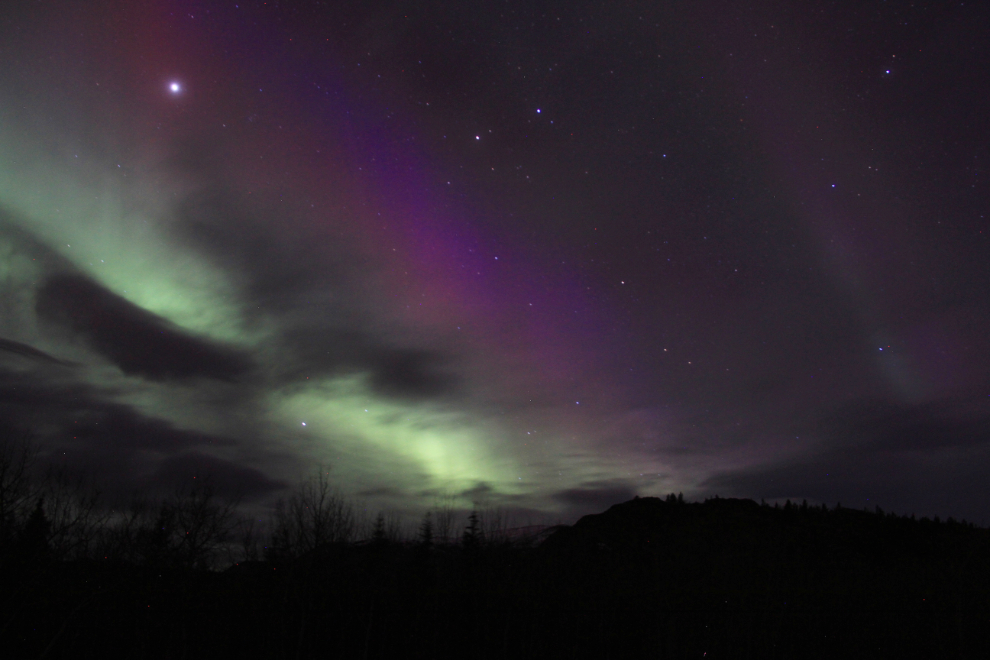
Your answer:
174,187 -> 350,312
358,486 -> 408,499
172,184 -> 462,400
0,368 -> 109,419
460,481 -> 496,502
148,451 -> 287,501
822,399 -> 990,451
0,337 -> 74,366
279,328 -> 460,399
369,349 -> 457,399
0,365 -> 285,501
35,273 -> 252,381
702,396 -> 990,523
0,208 -> 80,273
56,403 -> 237,454
278,327 -> 369,376
0,368 -> 237,453
703,446 -> 990,525
553,481 -> 638,510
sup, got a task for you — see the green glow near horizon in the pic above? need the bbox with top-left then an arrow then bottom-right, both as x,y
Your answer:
0,116 -> 674,515
0,133 -> 530,503
275,374 -> 525,497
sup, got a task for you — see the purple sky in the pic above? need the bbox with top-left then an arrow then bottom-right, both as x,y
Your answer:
1,1 -> 988,524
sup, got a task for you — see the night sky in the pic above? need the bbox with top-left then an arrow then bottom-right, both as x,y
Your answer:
1,1 -> 988,525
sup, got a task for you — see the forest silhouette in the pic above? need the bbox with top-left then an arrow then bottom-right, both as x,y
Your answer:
2,430 -> 988,659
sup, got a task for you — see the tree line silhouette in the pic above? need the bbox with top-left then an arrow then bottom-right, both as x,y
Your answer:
2,429 -> 989,658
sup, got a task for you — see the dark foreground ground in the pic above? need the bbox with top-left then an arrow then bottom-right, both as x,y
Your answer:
3,497 -> 988,659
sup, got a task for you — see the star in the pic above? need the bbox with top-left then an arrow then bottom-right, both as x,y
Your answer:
169,82 -> 181,93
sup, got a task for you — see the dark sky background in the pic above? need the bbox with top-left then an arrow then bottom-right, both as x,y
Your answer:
1,1 -> 988,525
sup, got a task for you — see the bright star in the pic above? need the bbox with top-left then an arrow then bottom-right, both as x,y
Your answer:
169,82 -> 181,93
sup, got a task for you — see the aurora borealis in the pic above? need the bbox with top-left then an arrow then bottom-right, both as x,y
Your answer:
2,1 -> 989,524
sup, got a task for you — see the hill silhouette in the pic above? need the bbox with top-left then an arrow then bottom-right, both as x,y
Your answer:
534,495 -> 989,658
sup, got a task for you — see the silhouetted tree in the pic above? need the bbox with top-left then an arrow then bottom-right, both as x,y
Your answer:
431,492 -> 457,545
268,466 -> 355,559
480,506 -> 510,546
15,497 -> 51,568
129,479 -> 238,569
233,516 -> 261,563
171,479 -> 238,569
462,510 -> 482,551
372,512 -> 388,546
419,511 -> 433,550
0,430 -> 36,550
41,467 -> 107,561
136,498 -> 177,567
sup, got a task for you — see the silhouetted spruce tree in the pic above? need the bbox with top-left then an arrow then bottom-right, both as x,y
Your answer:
371,511 -> 388,546
419,511 -> 433,550
462,510 -> 481,551
138,501 -> 178,568
17,498 -> 51,565
414,511 -> 436,587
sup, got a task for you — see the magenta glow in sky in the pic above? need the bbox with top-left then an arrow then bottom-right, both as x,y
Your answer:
1,1 -> 989,524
